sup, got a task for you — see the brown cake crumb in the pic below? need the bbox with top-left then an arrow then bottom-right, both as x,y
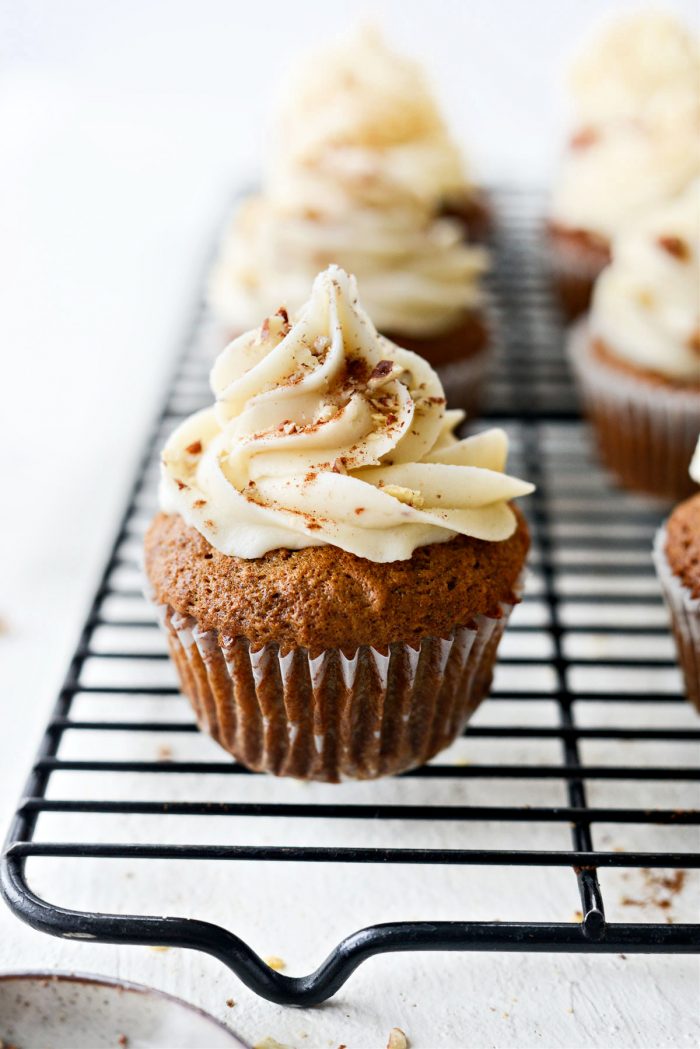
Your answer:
144,509 -> 529,654
185,440 -> 202,455
665,494 -> 700,598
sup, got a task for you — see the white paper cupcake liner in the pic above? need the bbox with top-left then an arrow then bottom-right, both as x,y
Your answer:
568,323 -> 700,500
653,526 -> 700,713
152,590 -> 518,782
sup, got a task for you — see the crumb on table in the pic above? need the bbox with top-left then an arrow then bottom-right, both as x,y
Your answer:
387,1028 -> 409,1049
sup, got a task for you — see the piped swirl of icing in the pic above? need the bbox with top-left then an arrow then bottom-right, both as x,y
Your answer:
590,180 -> 700,382
550,12 -> 700,239
569,12 -> 700,128
162,267 -> 532,562
690,438 -> 700,486
269,25 -> 471,211
208,27 -> 487,336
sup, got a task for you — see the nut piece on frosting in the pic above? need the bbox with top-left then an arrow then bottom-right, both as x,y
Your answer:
162,266 -> 533,563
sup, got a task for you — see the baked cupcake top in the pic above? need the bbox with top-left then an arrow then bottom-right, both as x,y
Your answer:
589,180 -> 700,383
163,266 -> 532,563
208,28 -> 487,336
550,12 -> 700,239
665,438 -> 700,599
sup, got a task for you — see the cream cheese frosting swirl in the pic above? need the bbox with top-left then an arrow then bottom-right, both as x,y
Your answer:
208,27 -> 486,336
209,196 -> 488,336
551,12 -> 700,238
569,12 -> 700,128
268,25 -> 471,212
590,180 -> 700,382
550,119 -> 700,240
690,438 -> 700,485
163,267 -> 532,562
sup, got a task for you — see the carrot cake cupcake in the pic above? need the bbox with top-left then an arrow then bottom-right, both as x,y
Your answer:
569,180 -> 700,500
548,11 -> 700,319
147,266 -> 533,782
208,27 -> 491,413
653,440 -> 700,712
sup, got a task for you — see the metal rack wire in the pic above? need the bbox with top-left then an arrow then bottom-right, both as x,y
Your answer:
2,187 -> 699,1007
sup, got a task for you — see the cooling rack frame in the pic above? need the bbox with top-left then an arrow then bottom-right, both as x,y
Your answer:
2,187 -> 699,1006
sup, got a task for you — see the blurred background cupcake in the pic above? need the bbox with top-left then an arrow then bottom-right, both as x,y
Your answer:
653,440 -> 700,712
569,179 -> 700,500
208,26 -> 492,414
548,10 -> 700,320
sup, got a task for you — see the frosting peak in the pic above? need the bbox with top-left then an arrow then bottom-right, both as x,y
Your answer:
208,27 -> 486,335
570,12 -> 700,127
590,180 -> 700,382
550,12 -> 700,239
270,26 -> 468,206
163,267 -> 532,562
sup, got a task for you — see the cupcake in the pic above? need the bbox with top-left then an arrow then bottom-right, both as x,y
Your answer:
569,180 -> 700,501
548,11 -> 700,319
208,27 -> 491,413
653,441 -> 700,712
147,266 -> 533,782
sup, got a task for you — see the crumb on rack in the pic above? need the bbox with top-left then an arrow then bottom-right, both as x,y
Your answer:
148,945 -> 171,953
264,955 -> 286,971
620,868 -> 686,912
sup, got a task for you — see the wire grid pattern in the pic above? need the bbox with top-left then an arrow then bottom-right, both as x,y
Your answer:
1,188 -> 699,1006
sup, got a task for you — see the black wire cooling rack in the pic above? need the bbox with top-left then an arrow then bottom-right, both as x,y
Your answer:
2,187 -> 699,1007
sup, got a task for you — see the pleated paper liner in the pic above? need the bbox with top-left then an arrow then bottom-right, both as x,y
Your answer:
653,527 -> 700,714
153,592 -> 518,783
568,323 -> 700,501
